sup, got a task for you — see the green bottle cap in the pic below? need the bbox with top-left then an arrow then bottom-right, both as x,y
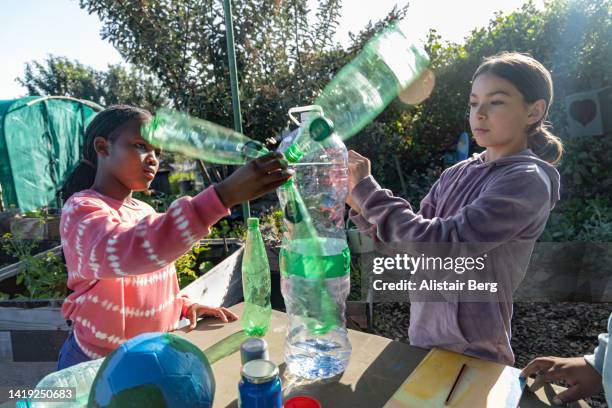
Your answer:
284,145 -> 304,163
247,217 -> 259,229
309,117 -> 334,142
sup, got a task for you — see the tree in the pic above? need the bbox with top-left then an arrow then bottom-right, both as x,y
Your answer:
76,0 -> 352,139
18,56 -> 102,102
17,56 -> 167,111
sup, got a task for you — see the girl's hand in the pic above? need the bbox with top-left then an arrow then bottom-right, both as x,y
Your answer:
215,152 -> 294,208
186,304 -> 239,331
347,150 -> 371,213
521,356 -> 602,405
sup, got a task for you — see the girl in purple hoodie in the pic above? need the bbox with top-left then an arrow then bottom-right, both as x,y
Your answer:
347,52 -> 563,365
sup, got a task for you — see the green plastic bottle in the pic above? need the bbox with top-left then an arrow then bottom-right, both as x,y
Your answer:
241,217 -> 272,337
141,108 -> 269,165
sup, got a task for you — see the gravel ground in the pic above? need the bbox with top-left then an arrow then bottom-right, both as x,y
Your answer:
370,302 -> 611,407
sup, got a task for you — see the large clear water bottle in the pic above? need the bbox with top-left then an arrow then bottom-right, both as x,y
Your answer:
32,358 -> 104,408
277,112 -> 351,380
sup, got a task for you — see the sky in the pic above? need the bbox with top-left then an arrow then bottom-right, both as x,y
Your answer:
0,0 -> 545,99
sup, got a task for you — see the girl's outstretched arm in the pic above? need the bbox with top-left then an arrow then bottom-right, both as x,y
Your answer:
351,169 -> 550,256
61,186 -> 230,280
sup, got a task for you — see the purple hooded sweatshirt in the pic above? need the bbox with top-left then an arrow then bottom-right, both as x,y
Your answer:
349,149 -> 560,365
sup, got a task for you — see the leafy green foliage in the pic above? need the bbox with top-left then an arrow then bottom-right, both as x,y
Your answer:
541,196 -> 612,242
577,202 -> 612,242
556,135 -> 612,198
175,243 -> 214,289
168,171 -> 197,195
19,207 -> 60,229
22,208 -> 47,219
208,220 -> 246,240
1,233 -> 38,260
17,56 -> 167,111
257,208 -> 285,247
348,256 -> 363,301
0,233 -> 67,299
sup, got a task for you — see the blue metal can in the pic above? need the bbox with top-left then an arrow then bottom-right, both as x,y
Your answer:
238,359 -> 282,408
240,338 -> 269,365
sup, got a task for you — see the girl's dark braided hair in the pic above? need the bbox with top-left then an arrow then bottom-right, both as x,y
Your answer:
61,105 -> 152,202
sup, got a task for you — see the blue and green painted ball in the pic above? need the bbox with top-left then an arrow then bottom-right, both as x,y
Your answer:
89,332 -> 215,407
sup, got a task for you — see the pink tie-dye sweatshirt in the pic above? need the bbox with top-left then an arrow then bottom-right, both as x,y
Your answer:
60,186 -> 230,359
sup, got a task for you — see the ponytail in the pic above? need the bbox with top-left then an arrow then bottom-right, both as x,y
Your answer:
61,105 -> 152,202
61,161 -> 97,202
527,124 -> 564,165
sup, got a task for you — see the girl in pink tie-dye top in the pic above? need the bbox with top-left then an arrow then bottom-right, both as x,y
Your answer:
57,105 -> 293,369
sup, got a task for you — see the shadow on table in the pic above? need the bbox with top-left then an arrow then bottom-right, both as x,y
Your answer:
518,382 -> 584,408
225,341 -> 428,408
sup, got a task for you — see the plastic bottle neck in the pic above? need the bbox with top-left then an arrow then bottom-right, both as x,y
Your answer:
247,217 -> 259,230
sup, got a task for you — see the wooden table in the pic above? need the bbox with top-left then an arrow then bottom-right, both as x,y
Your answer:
177,303 -> 589,408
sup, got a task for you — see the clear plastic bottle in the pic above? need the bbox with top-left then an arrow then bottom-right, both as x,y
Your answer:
241,217 -> 272,337
297,128 -> 349,240
286,23 -> 430,159
141,108 -> 269,165
277,117 -> 352,380
32,358 -> 104,408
